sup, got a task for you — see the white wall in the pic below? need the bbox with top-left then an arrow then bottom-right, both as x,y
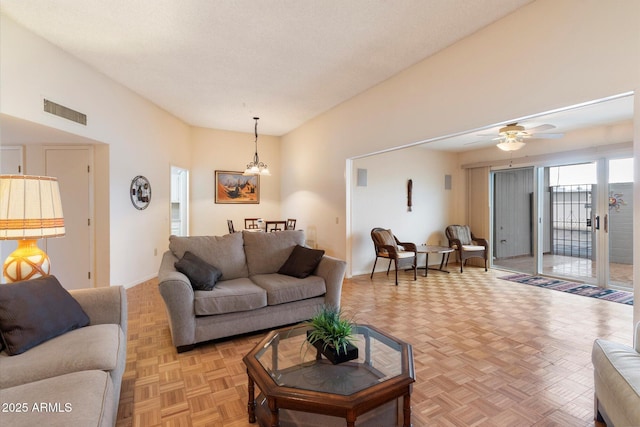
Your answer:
189,127 -> 281,236
280,0 -> 639,322
1,15 -> 192,287
351,146 -> 459,276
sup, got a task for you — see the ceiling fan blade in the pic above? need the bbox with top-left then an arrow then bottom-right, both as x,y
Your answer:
531,132 -> 564,139
527,124 -> 556,132
463,139 -> 492,146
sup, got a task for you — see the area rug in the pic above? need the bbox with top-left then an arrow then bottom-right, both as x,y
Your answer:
500,273 -> 634,305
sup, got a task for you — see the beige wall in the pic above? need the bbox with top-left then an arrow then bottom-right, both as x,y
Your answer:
189,127 -> 281,236
280,0 -> 639,323
350,146 -> 459,276
1,15 -> 192,288
1,1 -> 639,324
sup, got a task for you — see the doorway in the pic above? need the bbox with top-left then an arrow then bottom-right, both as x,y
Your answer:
171,166 -> 189,236
44,146 -> 94,290
493,158 -> 633,290
492,167 -> 536,274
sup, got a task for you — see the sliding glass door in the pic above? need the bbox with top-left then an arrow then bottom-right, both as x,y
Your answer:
492,157 -> 633,290
492,167 -> 536,274
606,158 -> 633,289
543,162 -> 597,283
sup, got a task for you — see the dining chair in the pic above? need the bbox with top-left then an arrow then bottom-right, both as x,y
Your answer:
245,218 -> 260,229
370,228 -> 417,286
286,219 -> 297,230
265,221 -> 287,232
227,220 -> 235,234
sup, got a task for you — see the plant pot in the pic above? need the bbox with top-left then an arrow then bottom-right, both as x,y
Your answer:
307,331 -> 358,364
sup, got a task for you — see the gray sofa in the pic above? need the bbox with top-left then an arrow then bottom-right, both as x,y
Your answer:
158,230 -> 347,352
0,285 -> 127,427
592,321 -> 640,426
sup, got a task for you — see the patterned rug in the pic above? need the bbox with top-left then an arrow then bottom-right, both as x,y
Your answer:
500,273 -> 634,305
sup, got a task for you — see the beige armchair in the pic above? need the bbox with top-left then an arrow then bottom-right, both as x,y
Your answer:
445,225 -> 488,272
370,228 -> 417,286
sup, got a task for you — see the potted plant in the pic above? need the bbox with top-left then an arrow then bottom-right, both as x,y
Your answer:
305,305 -> 358,364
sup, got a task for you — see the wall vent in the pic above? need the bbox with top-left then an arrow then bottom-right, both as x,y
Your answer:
43,99 -> 87,125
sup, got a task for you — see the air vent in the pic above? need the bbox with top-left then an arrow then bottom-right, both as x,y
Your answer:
43,99 -> 87,125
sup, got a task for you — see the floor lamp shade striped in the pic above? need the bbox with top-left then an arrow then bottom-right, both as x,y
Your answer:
0,175 -> 65,282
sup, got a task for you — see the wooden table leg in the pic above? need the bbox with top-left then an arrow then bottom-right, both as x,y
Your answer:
268,398 -> 279,427
403,391 -> 412,427
346,411 -> 356,427
247,371 -> 256,423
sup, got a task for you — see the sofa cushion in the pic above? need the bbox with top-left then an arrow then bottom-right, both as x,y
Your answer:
175,251 -> 222,291
592,338 -> 640,426
278,245 -> 325,279
0,275 -> 90,356
169,233 -> 248,280
243,230 -> 306,275
0,370 -> 115,427
0,323 -> 124,389
194,278 -> 267,316
251,273 -> 326,306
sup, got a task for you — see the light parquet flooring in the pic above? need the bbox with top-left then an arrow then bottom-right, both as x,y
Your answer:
117,266 -> 633,427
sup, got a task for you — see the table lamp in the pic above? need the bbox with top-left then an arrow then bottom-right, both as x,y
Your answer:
0,175 -> 65,283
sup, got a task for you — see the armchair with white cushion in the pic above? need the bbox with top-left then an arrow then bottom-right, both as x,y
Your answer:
445,225 -> 488,273
370,228 -> 417,286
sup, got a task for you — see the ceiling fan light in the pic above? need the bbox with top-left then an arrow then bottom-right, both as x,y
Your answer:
497,140 -> 526,151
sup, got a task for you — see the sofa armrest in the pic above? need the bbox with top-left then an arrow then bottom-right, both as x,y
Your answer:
158,251 -> 196,349
314,255 -> 347,309
69,286 -> 127,335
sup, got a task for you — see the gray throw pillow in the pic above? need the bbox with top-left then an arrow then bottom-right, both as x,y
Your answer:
175,251 -> 222,291
278,245 -> 325,279
0,275 -> 90,356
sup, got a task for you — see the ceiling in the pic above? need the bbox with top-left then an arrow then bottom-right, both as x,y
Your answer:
1,0 -> 536,136
422,93 -> 635,152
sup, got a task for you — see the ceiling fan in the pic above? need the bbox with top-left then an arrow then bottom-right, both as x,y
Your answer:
472,122 -> 564,151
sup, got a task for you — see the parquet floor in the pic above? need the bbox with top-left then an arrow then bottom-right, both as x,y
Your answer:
116,266 -> 634,426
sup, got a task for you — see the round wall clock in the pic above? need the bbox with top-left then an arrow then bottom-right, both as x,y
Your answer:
130,175 -> 151,210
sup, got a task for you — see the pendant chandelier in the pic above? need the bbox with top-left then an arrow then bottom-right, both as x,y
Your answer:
243,117 -> 270,176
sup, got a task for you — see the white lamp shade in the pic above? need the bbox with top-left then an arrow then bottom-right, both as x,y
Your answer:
496,141 -> 526,151
0,175 -> 65,240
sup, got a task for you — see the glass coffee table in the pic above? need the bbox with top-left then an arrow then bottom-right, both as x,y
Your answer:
243,323 -> 414,427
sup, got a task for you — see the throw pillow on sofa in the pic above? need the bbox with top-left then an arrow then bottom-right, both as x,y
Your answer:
175,251 -> 223,291
0,275 -> 90,355
278,245 -> 325,279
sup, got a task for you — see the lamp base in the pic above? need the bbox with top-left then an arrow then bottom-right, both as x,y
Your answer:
3,240 -> 51,283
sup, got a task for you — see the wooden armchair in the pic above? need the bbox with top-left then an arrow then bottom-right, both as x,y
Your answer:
370,228 -> 417,286
445,225 -> 488,272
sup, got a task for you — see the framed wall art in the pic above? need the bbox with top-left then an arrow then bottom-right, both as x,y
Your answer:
215,171 -> 260,204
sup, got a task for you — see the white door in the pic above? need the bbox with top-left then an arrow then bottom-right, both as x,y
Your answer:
0,146 -> 23,283
44,147 -> 93,289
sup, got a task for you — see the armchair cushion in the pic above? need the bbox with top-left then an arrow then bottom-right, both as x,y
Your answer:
372,229 -> 397,256
447,225 -> 473,245
461,245 -> 486,251
0,276 -> 89,356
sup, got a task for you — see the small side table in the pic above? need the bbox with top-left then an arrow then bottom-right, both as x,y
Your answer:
416,245 -> 454,276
